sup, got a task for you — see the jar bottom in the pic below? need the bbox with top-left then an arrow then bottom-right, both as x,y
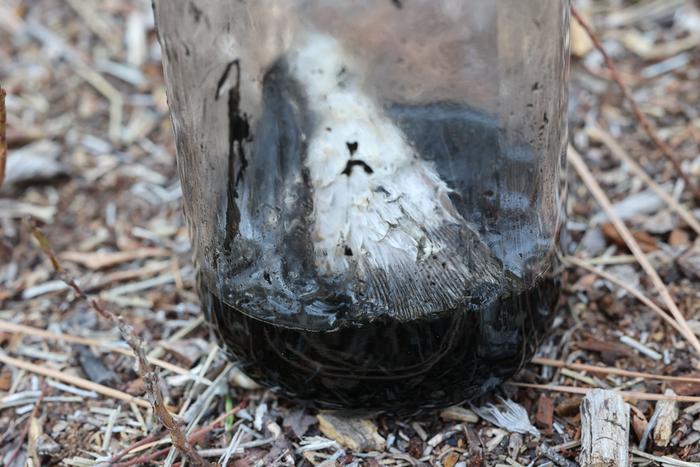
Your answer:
201,277 -> 559,412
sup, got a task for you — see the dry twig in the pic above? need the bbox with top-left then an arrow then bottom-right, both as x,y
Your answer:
568,145 -> 700,357
509,383 -> 700,403
532,357 -> 700,386
0,87 -> 6,187
571,5 -> 700,201
27,222 -> 212,467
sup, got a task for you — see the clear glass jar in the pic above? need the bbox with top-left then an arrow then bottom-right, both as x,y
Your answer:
155,0 -> 570,410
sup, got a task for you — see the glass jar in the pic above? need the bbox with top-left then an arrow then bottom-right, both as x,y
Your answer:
155,0 -> 570,410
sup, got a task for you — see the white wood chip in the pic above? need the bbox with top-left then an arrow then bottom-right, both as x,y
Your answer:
653,389 -> 679,447
579,389 -> 630,467
619,335 -> 663,360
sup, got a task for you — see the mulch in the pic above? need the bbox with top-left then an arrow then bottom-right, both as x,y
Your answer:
1,0 -> 700,465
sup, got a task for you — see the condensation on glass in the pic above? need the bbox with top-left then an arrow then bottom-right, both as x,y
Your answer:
155,0 -> 570,409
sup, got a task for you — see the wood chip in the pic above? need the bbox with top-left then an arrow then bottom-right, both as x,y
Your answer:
629,405 -> 648,442
579,389 -> 630,467
535,394 -> 554,436
570,10 -> 593,57
4,140 -> 68,186
283,409 -> 317,439
619,335 -> 662,361
317,413 -> 386,452
653,389 -> 679,447
76,345 -> 118,386
443,451 -> 460,467
601,222 -> 658,253
669,371 -> 700,396
0,369 -> 12,391
576,337 -> 636,360
158,338 -> 208,367
669,229 -> 690,248
440,406 -> 479,424
554,397 -> 581,418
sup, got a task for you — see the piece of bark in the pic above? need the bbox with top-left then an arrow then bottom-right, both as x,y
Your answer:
653,389 -> 679,447
629,405 -> 648,442
0,369 -> 11,391
443,452 -> 460,467
535,394 -> 554,435
555,396 -> 581,418
317,412 -> 385,451
668,229 -> 690,247
669,371 -> 700,396
576,337 -> 636,365
579,389 -> 630,467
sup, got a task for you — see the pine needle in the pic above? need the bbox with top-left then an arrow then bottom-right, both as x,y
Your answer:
509,382 -> 700,403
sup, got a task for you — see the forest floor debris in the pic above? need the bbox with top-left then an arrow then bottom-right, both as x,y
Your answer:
1,0 -> 700,465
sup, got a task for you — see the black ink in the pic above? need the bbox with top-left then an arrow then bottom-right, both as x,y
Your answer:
219,60 -> 251,253
341,159 -> 373,176
346,141 -> 358,156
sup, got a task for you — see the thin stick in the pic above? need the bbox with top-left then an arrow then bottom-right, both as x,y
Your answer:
571,5 -> 700,201
108,431 -> 165,464
509,382 -> 700,403
587,125 -> 700,235
0,87 -> 6,187
27,222 -> 212,467
0,319 -> 207,381
564,256 -> 684,336
568,145 -> 700,357
532,357 -> 700,385
0,351 -> 150,408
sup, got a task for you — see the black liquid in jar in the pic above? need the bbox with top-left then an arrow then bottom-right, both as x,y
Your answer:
199,65 -> 562,411
202,278 -> 558,411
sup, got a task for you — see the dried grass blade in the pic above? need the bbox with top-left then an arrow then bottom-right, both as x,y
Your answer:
532,357 -> 700,385
509,382 -> 700,403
